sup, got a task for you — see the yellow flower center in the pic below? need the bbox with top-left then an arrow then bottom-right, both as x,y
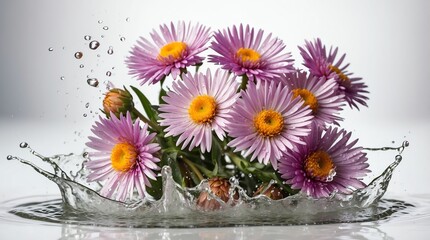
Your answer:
158,41 -> 187,61
253,110 -> 284,137
329,65 -> 350,83
188,95 -> 217,124
304,150 -> 335,181
236,48 -> 261,63
111,142 -> 138,172
292,88 -> 319,113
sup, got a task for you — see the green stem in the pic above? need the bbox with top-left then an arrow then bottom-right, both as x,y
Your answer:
182,156 -> 205,181
226,151 -> 298,195
226,151 -> 250,173
132,107 -> 162,133
238,74 -> 249,92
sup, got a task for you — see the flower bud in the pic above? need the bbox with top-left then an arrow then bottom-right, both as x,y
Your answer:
253,183 -> 284,200
196,177 -> 238,211
103,88 -> 134,118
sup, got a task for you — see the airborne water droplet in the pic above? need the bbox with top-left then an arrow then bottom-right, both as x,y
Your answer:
60,76 -> 65,80
98,20 -> 103,24
48,47 -> 53,51
84,35 -> 91,41
107,46 -> 113,55
85,102 -> 90,108
106,71 -> 112,77
89,41 -> 100,50
79,64 -> 84,68
125,17 -> 130,22
103,26 -> 109,30
74,52 -> 83,59
87,78 -> 99,87
83,113 -> 87,117
20,142 -> 28,148
120,37 -> 126,42
6,155 -> 13,160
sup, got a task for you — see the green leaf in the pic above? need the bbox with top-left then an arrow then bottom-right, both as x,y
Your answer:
211,162 -> 219,176
129,86 -> 156,122
211,136 -> 222,166
159,88 -> 167,105
146,176 -> 163,200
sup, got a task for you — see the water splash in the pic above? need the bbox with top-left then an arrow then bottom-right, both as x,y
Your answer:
5,141 -> 411,227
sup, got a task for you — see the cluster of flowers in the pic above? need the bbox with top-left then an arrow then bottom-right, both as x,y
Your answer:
85,22 -> 370,207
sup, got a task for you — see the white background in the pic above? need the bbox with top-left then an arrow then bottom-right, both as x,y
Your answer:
0,0 -> 429,239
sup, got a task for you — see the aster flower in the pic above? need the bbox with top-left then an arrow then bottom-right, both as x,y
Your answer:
298,38 -> 369,109
85,112 -> 161,202
126,21 -> 211,85
281,71 -> 345,126
227,80 -> 313,169
278,124 -> 370,198
209,24 -> 295,82
159,69 -> 239,152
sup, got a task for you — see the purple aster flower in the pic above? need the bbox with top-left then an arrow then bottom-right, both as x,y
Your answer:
281,71 -> 345,126
278,124 -> 370,198
209,24 -> 295,81
159,69 -> 239,152
85,112 -> 161,202
299,38 -> 369,110
126,21 -> 211,85
227,80 -> 313,169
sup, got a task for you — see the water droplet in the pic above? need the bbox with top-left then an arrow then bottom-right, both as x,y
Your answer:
103,26 -> 109,30
125,17 -> 130,22
85,102 -> 90,108
74,52 -> 83,59
107,46 -> 113,55
97,54 -> 100,57
87,78 -> 99,87
395,155 -> 402,161
48,47 -> 53,51
84,35 -> 91,41
6,155 -> 13,160
106,71 -> 112,76
60,76 -> 65,80
403,141 -> 409,147
120,37 -> 126,42
82,152 -> 89,158
83,113 -> 87,117
98,20 -> 103,24
89,41 -> 100,50
20,142 -> 28,148
79,64 -> 84,68
325,169 -> 337,182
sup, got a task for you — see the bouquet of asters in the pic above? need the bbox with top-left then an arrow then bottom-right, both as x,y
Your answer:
84,21 -> 369,209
